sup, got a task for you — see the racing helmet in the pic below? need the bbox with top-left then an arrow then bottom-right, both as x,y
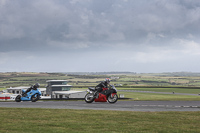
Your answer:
105,78 -> 110,84
33,83 -> 40,88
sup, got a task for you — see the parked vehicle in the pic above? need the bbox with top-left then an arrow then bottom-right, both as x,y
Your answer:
15,88 -> 41,102
85,84 -> 118,103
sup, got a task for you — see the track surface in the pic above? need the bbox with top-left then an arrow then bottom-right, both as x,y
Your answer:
1,101 -> 200,112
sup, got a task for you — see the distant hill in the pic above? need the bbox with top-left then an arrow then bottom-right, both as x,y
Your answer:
63,72 -> 137,75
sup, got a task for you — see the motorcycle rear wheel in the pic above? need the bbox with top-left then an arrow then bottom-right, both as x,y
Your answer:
15,95 -> 21,102
85,93 -> 95,103
108,94 -> 118,104
31,94 -> 40,102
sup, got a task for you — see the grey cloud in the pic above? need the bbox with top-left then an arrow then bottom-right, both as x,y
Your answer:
1,0 -> 200,50
0,0 -> 200,72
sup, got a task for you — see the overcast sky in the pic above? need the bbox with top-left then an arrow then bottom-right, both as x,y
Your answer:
0,0 -> 200,73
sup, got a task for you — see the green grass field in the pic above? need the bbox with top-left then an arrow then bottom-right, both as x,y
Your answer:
117,87 -> 200,94
1,108 -> 200,133
117,87 -> 200,100
120,92 -> 200,101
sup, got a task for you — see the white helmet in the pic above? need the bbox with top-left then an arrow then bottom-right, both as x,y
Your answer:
105,78 -> 110,83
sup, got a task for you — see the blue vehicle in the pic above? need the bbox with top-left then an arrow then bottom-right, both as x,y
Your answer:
15,88 -> 41,102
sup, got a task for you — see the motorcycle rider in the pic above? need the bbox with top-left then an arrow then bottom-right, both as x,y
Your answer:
94,78 -> 110,97
22,83 -> 40,97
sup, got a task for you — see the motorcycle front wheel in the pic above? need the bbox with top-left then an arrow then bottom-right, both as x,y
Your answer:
15,95 -> 21,102
31,94 -> 40,102
84,93 -> 95,103
108,94 -> 118,104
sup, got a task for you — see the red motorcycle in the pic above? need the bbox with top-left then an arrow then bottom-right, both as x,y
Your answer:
84,85 -> 118,103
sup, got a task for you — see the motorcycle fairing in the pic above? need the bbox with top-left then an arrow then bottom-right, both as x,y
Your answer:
94,88 -> 113,102
94,93 -> 107,102
21,89 -> 41,101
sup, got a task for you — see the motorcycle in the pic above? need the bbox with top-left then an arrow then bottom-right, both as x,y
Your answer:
85,84 -> 118,103
15,88 -> 41,102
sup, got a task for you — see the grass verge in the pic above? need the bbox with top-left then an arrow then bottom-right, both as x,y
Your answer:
0,108 -> 200,133
119,91 -> 200,101
118,87 -> 200,94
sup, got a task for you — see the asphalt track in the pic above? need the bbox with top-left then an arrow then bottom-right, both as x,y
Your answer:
1,101 -> 200,112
